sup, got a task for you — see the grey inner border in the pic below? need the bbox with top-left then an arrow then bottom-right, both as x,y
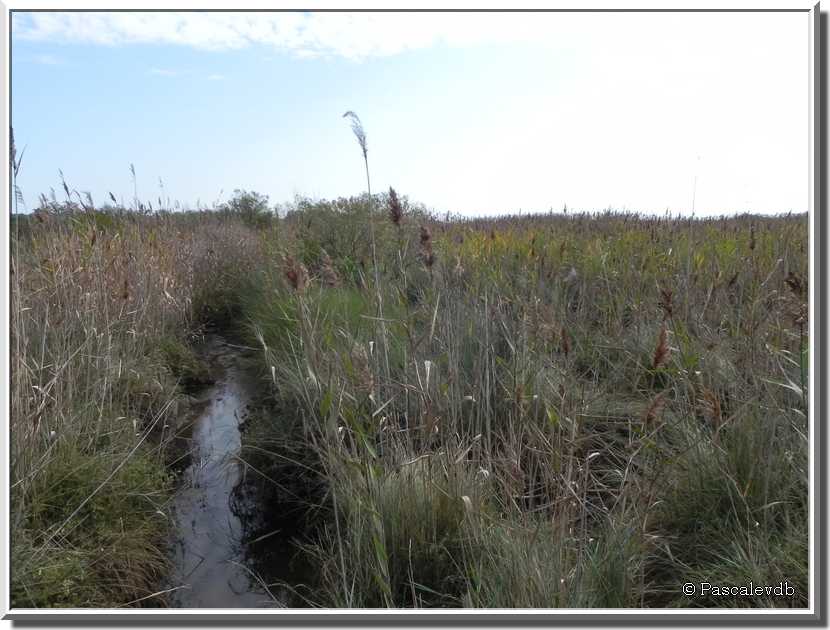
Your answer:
3,5 -> 825,626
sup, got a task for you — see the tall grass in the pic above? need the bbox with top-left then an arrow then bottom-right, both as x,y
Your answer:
243,200 -> 809,608
10,180 -> 809,608
10,203 -> 264,606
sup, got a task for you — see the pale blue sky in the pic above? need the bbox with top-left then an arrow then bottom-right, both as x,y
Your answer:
11,11 -> 811,216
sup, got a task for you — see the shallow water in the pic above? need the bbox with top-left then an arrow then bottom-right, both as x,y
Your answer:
168,336 -> 274,608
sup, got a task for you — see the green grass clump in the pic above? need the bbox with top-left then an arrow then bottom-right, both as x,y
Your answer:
12,445 -> 172,608
155,337 -> 213,393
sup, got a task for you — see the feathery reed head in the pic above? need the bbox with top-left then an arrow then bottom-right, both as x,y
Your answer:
419,225 -> 435,269
319,249 -> 340,288
643,393 -> 665,427
785,271 -> 805,297
560,326 -> 571,358
652,324 -> 670,370
658,287 -> 674,320
453,255 -> 465,277
350,344 -> 374,396
699,388 -> 722,431
388,187 -> 403,226
342,111 -> 367,158
283,255 -> 308,293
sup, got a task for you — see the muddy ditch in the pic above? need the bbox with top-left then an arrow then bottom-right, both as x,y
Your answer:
163,332 -> 319,608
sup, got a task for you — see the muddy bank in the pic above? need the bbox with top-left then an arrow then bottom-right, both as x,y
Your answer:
167,335 -> 280,608
231,403 -> 321,608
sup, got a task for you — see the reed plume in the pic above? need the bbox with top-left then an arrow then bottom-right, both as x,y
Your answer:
350,343 -> 374,397
284,255 -> 309,293
658,287 -> 673,320
420,225 -> 435,270
785,271 -> 805,297
320,249 -> 340,288
343,111 -> 370,196
699,388 -> 723,436
643,393 -> 665,428
560,326 -> 571,358
652,325 -> 669,370
388,187 -> 403,226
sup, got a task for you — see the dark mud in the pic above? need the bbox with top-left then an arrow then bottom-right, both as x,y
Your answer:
232,413 -> 320,608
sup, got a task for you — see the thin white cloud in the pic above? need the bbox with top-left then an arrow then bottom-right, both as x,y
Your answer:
33,53 -> 64,65
11,11 -> 574,60
149,67 -> 177,77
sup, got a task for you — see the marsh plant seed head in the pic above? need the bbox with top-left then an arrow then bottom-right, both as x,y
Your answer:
350,344 -> 374,396
453,256 -> 465,277
342,111 -> 367,158
643,393 -> 665,427
319,249 -> 340,288
699,388 -> 723,432
283,255 -> 309,293
420,225 -> 435,269
652,324 -> 670,370
420,225 -> 432,247
785,271 -> 805,297
658,287 -> 674,320
388,187 -> 403,226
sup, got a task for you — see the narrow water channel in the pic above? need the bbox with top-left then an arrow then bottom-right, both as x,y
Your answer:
168,336 -> 275,608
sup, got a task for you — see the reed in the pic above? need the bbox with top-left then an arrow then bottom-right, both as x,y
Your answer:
242,202 -> 808,608
11,179 -> 809,609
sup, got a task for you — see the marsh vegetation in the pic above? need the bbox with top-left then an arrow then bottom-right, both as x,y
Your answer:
10,180 -> 808,608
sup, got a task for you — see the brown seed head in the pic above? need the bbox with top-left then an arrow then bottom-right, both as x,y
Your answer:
319,249 -> 340,288
560,326 -> 571,358
658,287 -> 674,320
643,393 -> 665,427
388,187 -> 403,226
350,344 -> 374,396
784,271 -> 805,298
420,225 -> 432,247
420,225 -> 435,269
284,255 -> 308,293
652,325 -> 670,370
699,388 -> 723,432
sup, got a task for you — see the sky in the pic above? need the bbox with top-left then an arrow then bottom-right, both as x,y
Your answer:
10,10 -> 812,217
